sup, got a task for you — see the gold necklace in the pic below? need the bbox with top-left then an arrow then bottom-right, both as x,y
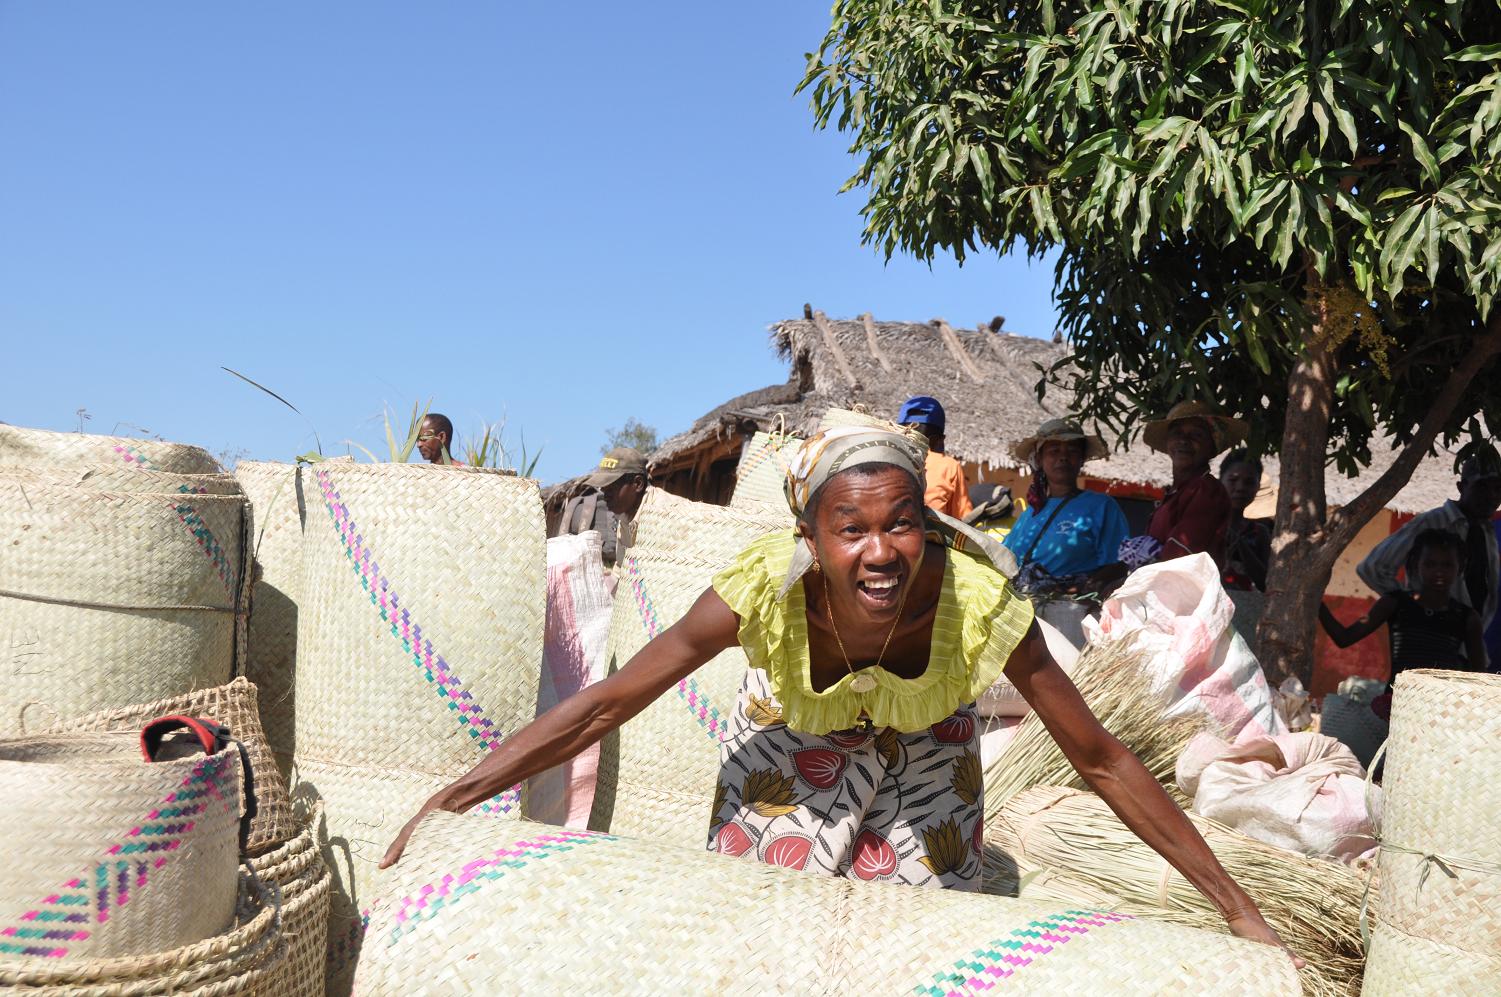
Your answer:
822,569 -> 910,694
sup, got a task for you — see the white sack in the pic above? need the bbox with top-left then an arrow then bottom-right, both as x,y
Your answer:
528,531 -> 613,827
1177,730 -> 1379,863
1084,553 -> 1284,742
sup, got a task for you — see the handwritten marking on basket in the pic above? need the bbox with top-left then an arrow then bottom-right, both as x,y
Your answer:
314,469 -> 521,815
382,830 -> 616,946
913,909 -> 1134,994
0,753 -> 238,958
623,555 -> 728,743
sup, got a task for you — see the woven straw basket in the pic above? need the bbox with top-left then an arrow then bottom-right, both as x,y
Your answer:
591,488 -> 789,848
0,471 -> 245,734
0,732 -> 242,961
292,462 -> 545,992
0,869 -> 285,995
0,424 -> 224,476
0,464 -> 242,496
44,678 -> 296,857
234,461 -> 305,773
729,430 -> 801,512
354,811 -> 1299,995
246,804 -> 332,997
1363,669 -> 1501,995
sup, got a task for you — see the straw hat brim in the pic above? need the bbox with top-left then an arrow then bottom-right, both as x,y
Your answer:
1142,414 -> 1248,455
1011,432 -> 1109,465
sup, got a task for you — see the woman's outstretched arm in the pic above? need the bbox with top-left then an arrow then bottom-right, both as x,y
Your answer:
1003,623 -> 1303,967
380,586 -> 740,867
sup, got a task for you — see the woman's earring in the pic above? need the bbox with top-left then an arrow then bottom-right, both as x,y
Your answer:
811,556 -> 821,573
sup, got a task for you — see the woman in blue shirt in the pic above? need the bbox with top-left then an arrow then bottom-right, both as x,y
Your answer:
1003,420 -> 1131,642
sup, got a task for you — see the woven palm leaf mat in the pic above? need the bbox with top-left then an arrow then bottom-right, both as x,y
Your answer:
291,462 -> 546,993
0,424 -> 224,476
352,811 -> 1299,995
1363,669 -> 1501,995
0,471 -> 245,734
729,430 -> 802,513
0,463 -> 242,495
234,460 -> 305,775
0,869 -> 286,995
44,677 -> 297,857
0,732 -> 242,963
590,488 -> 789,848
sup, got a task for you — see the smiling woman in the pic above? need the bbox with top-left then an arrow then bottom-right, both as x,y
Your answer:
379,421 -> 1298,964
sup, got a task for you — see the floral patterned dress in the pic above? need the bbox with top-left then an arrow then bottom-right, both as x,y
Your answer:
706,532 -> 1034,891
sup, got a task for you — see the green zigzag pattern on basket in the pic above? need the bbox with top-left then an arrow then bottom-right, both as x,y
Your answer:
109,443 -> 237,594
0,752 -> 239,959
622,554 -> 728,742
314,468 -> 521,815
734,436 -> 794,484
912,908 -> 1135,995
379,829 -> 616,948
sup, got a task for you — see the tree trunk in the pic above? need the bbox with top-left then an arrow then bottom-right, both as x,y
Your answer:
1257,295 -> 1501,688
1257,328 -> 1340,688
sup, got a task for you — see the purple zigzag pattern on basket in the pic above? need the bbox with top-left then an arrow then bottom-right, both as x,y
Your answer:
381,829 -> 615,947
0,753 -> 238,959
622,555 -> 728,743
912,909 -> 1135,995
314,468 -> 521,815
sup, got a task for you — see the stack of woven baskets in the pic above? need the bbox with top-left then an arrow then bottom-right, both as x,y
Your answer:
0,426 -> 248,732
0,426 -> 332,995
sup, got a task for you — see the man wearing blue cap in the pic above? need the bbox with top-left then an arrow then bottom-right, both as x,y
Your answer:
897,395 -> 972,520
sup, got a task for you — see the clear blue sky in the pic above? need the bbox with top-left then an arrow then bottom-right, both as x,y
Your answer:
0,2 -> 1058,482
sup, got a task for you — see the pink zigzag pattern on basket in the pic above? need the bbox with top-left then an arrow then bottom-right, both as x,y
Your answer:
112,443 -> 159,469
622,555 -> 728,743
912,909 -> 1135,995
378,829 -> 615,947
314,468 -> 521,815
0,752 -> 239,959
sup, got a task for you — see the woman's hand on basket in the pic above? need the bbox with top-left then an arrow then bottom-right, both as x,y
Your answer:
1224,908 -> 1305,969
380,800 -> 438,869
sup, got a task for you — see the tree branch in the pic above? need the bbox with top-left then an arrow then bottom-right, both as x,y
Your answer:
1326,311 -> 1501,552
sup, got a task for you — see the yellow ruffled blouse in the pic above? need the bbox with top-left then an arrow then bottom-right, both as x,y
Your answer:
711,531 -> 1035,735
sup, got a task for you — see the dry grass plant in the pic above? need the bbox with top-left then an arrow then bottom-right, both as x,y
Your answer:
981,639 -> 1206,818
989,786 -> 1365,997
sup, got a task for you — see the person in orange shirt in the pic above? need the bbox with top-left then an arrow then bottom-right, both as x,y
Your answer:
896,395 -> 971,520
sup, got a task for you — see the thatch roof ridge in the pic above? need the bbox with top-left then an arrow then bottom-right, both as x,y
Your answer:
650,311 -> 1469,517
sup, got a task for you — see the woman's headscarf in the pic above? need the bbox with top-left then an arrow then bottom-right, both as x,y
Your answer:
779,423 -> 1018,597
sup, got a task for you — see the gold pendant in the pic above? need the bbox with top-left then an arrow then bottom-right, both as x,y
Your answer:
848,670 -> 878,694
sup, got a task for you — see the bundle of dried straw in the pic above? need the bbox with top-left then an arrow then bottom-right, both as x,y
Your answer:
981,639 -> 1206,817
989,786 -> 1364,997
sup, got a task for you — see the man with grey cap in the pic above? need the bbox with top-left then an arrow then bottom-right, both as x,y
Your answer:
553,447 -> 650,569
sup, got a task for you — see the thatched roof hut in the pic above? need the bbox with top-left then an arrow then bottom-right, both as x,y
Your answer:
647,310 -> 1468,519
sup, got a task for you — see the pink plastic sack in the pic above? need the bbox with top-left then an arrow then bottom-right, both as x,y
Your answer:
1177,731 -> 1379,863
528,531 -> 613,828
1084,553 -> 1284,742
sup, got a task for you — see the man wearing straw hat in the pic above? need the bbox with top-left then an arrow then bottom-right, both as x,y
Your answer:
382,419 -> 1299,967
1139,401 -> 1247,567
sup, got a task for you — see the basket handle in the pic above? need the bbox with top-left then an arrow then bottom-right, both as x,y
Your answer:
140,714 -> 259,853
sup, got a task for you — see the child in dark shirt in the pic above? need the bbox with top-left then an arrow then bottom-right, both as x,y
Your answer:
1319,529 -> 1487,709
